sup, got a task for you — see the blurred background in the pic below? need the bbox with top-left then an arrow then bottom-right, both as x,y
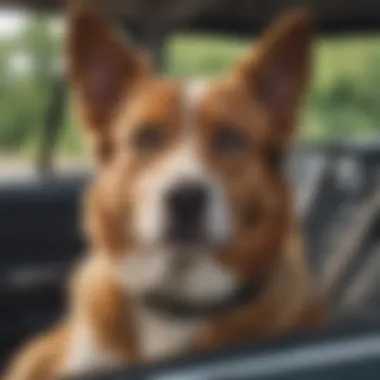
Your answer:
0,0 -> 380,375
1,2 -> 380,169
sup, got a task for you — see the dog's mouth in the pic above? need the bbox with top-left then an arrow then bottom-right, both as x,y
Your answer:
142,275 -> 267,320
164,222 -> 211,248
136,250 -> 269,320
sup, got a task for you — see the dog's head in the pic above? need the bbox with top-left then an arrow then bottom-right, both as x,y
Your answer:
67,7 -> 313,303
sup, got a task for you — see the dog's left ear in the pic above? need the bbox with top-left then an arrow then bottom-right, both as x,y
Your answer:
237,9 -> 314,135
66,6 -> 150,162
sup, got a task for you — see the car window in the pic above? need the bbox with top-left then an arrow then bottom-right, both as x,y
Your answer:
0,10 -> 88,178
0,12 -> 379,174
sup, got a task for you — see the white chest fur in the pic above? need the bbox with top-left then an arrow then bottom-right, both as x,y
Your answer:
135,305 -> 204,360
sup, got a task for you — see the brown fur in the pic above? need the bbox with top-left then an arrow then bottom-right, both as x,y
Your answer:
3,6 -> 324,380
3,324 -> 69,380
194,224 -> 321,350
69,257 -> 139,361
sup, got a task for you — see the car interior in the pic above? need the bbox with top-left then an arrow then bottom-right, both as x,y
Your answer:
0,0 -> 380,378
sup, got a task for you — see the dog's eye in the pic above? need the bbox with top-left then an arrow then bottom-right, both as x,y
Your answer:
131,125 -> 163,151
212,125 -> 246,155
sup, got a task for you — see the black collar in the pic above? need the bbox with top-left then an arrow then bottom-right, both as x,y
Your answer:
142,275 -> 268,320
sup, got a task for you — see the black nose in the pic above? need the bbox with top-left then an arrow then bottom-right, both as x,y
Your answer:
166,181 -> 209,223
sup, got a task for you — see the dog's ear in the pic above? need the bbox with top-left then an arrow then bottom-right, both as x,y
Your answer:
237,9 -> 314,136
66,6 -> 150,162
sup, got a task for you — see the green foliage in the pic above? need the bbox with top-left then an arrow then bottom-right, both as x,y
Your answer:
0,15 -> 58,154
1,17 -> 380,161
167,33 -> 250,77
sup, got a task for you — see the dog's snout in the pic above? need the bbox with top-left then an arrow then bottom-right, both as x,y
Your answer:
166,182 -> 209,222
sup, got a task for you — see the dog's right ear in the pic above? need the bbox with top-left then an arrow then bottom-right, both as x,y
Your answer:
66,6 -> 150,162
235,9 -> 313,138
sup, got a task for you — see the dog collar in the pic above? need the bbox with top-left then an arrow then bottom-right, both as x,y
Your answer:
142,275 -> 268,320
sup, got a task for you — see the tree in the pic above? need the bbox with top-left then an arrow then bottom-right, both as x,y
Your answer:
0,14 -> 59,154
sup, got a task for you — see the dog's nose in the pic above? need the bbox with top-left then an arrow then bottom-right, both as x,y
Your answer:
166,181 -> 209,223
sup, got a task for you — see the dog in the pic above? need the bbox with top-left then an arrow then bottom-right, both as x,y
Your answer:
4,6 -> 324,380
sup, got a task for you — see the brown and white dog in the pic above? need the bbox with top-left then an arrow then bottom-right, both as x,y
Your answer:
4,6 -> 324,380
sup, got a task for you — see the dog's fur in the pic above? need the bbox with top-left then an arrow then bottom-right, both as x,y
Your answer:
3,6 -> 324,380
